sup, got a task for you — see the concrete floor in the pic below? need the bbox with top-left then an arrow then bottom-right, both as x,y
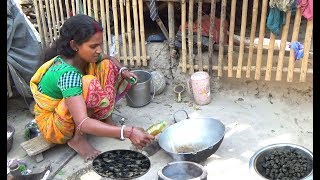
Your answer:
7,75 -> 312,180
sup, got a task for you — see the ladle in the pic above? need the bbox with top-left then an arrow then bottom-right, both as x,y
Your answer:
173,84 -> 185,102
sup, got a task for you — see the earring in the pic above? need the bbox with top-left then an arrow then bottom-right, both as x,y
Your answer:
75,49 -> 78,52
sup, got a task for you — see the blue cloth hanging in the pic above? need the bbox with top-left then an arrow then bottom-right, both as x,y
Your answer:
289,41 -> 304,61
267,8 -> 286,36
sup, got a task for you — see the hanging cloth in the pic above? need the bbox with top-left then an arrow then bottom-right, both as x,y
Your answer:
289,41 -> 304,61
267,8 -> 286,36
269,0 -> 295,12
297,0 -> 313,20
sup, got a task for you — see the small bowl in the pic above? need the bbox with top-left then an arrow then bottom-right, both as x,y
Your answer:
249,143 -> 313,180
7,125 -> 15,153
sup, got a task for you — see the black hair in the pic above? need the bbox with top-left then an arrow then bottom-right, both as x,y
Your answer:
43,14 -> 103,62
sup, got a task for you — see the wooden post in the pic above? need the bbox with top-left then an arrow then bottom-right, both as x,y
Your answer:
300,20 -> 313,82
76,0 -> 80,14
120,0 -> 128,66
217,0 -> 227,76
125,0 -> 134,67
275,11 -> 291,81
39,0 -> 49,46
181,0 -> 187,73
197,0 -> 203,71
100,0 -> 108,53
265,33 -> 276,81
208,0 -> 216,75
105,0 -> 112,51
168,2 -> 175,69
83,0 -> 87,14
132,0 -> 141,66
65,0 -> 71,18
138,0 -> 147,66
44,0 -> 54,43
93,0 -> 99,21
49,0 -> 57,40
112,0 -> 121,61
71,0 -> 76,16
33,0 -> 45,47
236,0 -> 248,78
287,9 -> 301,82
227,0 -> 236,77
87,0 -> 91,17
53,0 -> 60,35
254,0 -> 268,80
58,0 -> 65,24
246,0 -> 258,78
188,0 -> 195,74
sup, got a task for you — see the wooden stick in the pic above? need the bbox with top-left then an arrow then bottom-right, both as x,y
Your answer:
181,0 -> 187,73
58,0 -> 65,24
265,33 -> 276,81
188,0 -> 194,74
254,0 -> 268,80
275,11 -> 291,81
236,0 -> 248,78
44,0 -> 53,43
93,0 -> 99,21
83,0 -> 87,14
87,0 -> 92,17
39,0 -> 49,46
53,0 -> 60,35
76,0 -> 80,14
33,0 -> 45,47
119,56 -> 150,61
105,0 -> 112,51
227,0 -> 236,77
132,0 -> 141,66
208,0 -> 216,75
49,0 -> 57,39
119,0 -> 128,66
217,0 -> 226,76
197,0 -> 203,71
287,9 -> 301,82
125,0 -> 134,67
112,0 -> 121,61
300,20 -> 313,82
100,0 -> 108,53
168,2 -> 175,68
138,0 -> 147,66
246,0 -> 258,78
71,0 -> 76,16
65,0 -> 71,18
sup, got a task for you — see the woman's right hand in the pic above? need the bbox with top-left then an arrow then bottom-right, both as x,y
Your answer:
129,127 -> 154,149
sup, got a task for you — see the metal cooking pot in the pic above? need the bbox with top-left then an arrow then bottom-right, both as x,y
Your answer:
158,110 -> 225,163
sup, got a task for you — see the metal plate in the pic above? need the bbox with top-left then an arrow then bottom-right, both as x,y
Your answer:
92,149 -> 151,179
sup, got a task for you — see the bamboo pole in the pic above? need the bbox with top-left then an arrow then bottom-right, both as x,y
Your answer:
65,0 -> 71,18
300,20 -> 313,82
287,9 -> 301,82
275,11 -> 291,81
197,0 -> 203,71
76,0 -> 80,14
58,0 -> 65,24
100,0 -> 108,53
119,0 -> 128,66
181,0 -> 187,73
138,0 -> 147,66
246,0 -> 258,78
168,2 -> 175,68
208,0 -> 216,75
125,0 -> 134,67
188,0 -> 194,74
53,0 -> 60,34
33,0 -> 45,47
217,0 -> 227,76
49,0 -> 57,39
83,0 -> 87,14
44,0 -> 54,43
93,0 -> 99,21
254,0 -> 268,80
227,0 -> 236,77
112,0 -> 121,61
105,0 -> 112,51
71,0 -> 76,16
39,0 -> 49,46
87,0 -> 92,17
119,56 -> 150,60
236,0 -> 248,78
265,33 -> 276,81
132,0 -> 141,66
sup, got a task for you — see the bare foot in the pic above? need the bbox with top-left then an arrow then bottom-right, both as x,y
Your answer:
67,132 -> 101,162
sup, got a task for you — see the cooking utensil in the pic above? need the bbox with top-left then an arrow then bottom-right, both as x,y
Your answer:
158,110 -> 225,162
92,149 -> 151,179
173,84 -> 185,102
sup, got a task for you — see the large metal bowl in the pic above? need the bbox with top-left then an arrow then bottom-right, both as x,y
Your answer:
249,143 -> 313,180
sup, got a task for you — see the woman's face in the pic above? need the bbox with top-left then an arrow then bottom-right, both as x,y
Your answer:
76,32 -> 103,63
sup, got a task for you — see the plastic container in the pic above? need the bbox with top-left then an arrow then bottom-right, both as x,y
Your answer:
188,71 -> 211,105
146,121 -> 167,136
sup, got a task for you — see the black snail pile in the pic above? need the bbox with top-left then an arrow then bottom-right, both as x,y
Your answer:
261,148 -> 311,180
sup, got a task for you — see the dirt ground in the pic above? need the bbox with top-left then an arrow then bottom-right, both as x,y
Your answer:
7,43 -> 312,180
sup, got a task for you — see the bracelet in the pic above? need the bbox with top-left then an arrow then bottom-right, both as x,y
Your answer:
128,127 -> 134,139
119,67 -> 129,77
76,117 -> 90,135
120,125 -> 126,141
